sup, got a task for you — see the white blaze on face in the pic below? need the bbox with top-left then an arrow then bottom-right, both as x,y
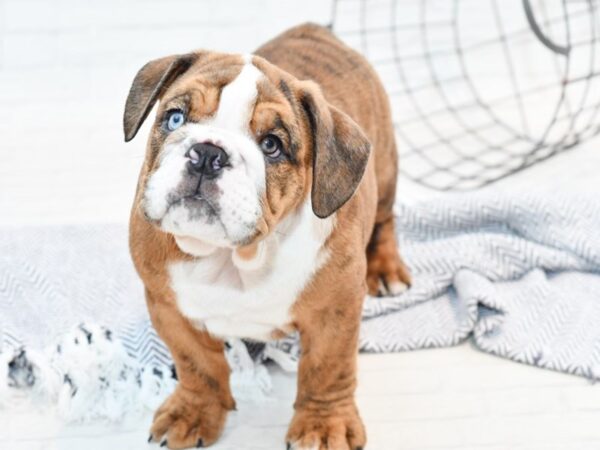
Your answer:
215,54 -> 261,130
143,55 -> 266,247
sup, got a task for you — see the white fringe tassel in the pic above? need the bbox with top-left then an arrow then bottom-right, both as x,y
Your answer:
0,323 -> 273,423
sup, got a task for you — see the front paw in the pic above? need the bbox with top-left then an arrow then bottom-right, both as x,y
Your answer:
149,386 -> 229,449
286,402 -> 366,450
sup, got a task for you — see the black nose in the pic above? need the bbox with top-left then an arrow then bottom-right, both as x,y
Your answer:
186,142 -> 229,177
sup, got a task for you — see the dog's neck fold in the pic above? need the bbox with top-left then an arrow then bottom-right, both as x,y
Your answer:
171,202 -> 332,290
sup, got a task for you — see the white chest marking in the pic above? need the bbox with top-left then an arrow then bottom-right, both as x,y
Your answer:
169,202 -> 335,341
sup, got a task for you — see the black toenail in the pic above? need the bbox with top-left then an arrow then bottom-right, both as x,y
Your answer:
355,447 -> 363,450
160,439 -> 167,447
147,434 -> 153,443
196,438 -> 204,447
286,443 -> 291,450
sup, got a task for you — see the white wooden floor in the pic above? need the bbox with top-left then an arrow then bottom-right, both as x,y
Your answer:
2,343 -> 600,450
1,0 -> 600,448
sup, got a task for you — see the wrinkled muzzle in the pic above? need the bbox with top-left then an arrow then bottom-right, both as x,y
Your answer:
142,124 -> 266,248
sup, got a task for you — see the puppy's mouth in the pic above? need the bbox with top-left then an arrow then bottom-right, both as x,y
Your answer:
165,193 -> 226,228
160,191 -> 220,219
159,194 -> 264,250
142,192 -> 218,224
170,194 -> 219,215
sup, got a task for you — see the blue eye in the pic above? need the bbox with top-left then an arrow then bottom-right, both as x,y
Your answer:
166,110 -> 185,131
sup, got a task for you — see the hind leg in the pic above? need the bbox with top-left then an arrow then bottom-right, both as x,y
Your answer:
366,215 -> 411,296
366,134 -> 411,296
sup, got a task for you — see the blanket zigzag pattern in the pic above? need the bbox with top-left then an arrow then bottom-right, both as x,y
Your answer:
355,194 -> 600,381
118,321 -> 172,368
1,193 -> 600,383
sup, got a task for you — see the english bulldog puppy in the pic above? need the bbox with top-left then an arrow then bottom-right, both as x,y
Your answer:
124,23 -> 411,450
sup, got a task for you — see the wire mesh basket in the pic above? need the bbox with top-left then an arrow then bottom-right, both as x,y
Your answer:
332,0 -> 600,190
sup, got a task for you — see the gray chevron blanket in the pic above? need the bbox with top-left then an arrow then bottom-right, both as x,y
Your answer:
1,192 -> 600,421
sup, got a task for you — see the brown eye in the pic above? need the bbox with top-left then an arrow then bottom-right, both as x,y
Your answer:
260,134 -> 283,158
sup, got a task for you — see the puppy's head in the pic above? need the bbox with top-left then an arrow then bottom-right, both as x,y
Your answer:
124,52 -> 370,253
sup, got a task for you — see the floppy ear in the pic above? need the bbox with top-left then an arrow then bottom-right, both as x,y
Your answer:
123,53 -> 196,142
300,82 -> 371,219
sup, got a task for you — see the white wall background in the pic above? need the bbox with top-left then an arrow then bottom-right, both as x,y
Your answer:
1,0 -> 598,227
0,0 -> 332,225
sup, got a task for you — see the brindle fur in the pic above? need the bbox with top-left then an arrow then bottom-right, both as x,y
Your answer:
126,23 -> 410,449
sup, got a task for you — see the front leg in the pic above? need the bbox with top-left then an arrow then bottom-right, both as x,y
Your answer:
146,290 -> 235,449
287,283 -> 367,450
